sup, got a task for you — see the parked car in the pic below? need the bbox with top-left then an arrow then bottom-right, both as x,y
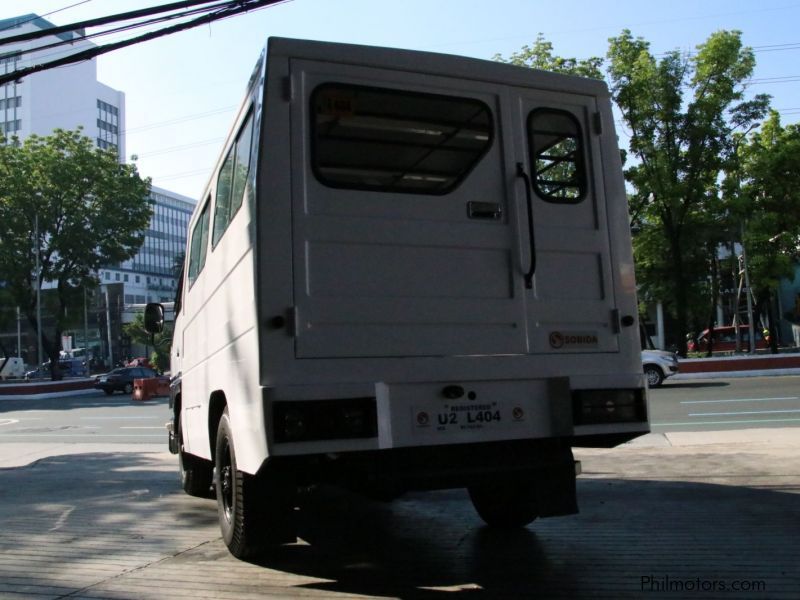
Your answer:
642,349 -> 679,387
94,367 -> 157,395
688,325 -> 770,353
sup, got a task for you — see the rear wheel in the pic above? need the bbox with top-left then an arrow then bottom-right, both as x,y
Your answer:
123,382 -> 133,394
468,481 -> 538,528
644,365 -> 664,387
177,412 -> 213,497
215,409 -> 296,559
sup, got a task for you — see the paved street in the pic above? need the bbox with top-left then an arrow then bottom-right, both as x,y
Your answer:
0,392 -> 169,445
0,379 -> 798,598
649,375 -> 800,431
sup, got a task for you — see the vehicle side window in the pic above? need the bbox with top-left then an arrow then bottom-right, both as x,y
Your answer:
212,108 -> 255,247
311,83 -> 493,194
527,109 -> 587,203
187,200 -> 211,288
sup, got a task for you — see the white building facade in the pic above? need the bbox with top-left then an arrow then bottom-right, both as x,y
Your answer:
0,14 -> 125,157
101,186 -> 195,305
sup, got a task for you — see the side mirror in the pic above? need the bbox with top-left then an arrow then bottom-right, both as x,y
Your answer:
144,303 -> 165,334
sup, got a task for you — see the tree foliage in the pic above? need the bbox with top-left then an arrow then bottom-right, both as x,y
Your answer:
0,128 -> 151,377
122,312 -> 171,373
494,34 -> 604,79
606,30 -> 770,354
735,111 -> 800,346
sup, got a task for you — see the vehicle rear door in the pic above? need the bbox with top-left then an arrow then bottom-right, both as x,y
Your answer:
512,90 -> 619,354
289,60 -> 529,359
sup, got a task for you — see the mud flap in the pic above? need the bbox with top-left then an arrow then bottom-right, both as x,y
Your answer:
534,455 -> 579,517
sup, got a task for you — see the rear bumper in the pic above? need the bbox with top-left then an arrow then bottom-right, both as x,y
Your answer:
265,438 -> 574,490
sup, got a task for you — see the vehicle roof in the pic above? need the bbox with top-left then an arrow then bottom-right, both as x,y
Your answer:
266,37 -> 610,98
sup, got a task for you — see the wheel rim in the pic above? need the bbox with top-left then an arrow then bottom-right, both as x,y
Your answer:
646,368 -> 660,386
220,440 -> 234,523
124,383 -> 133,394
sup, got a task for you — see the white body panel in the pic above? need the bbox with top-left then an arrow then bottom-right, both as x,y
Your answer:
175,38 -> 647,475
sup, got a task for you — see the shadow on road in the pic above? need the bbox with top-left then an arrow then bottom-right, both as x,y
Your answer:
661,381 -> 731,389
1,451 -> 797,598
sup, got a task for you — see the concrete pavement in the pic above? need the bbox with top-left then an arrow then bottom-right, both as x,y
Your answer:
0,429 -> 798,599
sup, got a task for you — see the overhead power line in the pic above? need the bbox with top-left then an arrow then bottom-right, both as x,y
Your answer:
0,0 -> 289,87
0,1 -> 93,33
6,4 -> 237,65
0,0 -> 221,46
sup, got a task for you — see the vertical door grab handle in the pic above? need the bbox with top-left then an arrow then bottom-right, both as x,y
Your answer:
516,162 -> 537,289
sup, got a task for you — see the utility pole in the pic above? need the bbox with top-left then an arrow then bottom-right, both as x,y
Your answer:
104,286 -> 113,368
740,225 -> 756,355
16,306 -> 21,359
35,214 -> 43,367
84,286 -> 89,364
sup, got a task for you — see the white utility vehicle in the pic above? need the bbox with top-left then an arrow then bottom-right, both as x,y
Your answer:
0,357 -> 25,380
145,37 -> 649,558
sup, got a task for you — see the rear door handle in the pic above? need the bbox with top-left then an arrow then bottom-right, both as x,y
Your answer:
467,201 -> 502,220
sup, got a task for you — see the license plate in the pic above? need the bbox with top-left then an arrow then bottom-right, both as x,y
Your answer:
413,401 -> 524,434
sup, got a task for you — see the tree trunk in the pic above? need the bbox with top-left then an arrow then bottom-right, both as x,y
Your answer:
670,240 -> 690,357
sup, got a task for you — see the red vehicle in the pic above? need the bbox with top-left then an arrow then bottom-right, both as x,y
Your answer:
127,356 -> 153,369
689,325 -> 770,353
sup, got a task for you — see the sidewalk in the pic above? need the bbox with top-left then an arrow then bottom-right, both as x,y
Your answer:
0,430 -> 798,599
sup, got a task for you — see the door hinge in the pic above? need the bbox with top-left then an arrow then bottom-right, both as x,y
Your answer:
593,112 -> 603,135
282,76 -> 293,102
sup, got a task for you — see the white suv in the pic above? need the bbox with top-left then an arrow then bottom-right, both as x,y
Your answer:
641,349 -> 679,387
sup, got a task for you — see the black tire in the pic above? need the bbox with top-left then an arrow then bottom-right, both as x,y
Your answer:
177,412 -> 214,498
468,481 -> 538,528
123,382 -> 133,394
215,409 -> 296,558
644,365 -> 664,387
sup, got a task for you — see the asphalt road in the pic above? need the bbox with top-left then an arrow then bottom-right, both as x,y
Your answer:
1,375 -> 798,446
0,391 -> 169,444
648,375 -> 800,432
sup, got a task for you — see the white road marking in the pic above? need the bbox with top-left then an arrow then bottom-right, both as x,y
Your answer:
681,397 -> 799,404
688,409 -> 800,417
80,416 -> 161,420
119,426 -> 164,430
0,433 -> 164,437
652,417 -> 800,427
0,419 -> 20,426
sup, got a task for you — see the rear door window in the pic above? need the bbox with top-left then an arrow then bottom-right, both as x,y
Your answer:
527,108 -> 587,203
311,84 -> 493,194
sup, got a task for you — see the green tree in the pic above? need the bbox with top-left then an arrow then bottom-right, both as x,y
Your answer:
607,30 -> 770,354
494,33 -> 604,79
0,128 -> 151,378
735,111 -> 800,350
122,312 -> 171,373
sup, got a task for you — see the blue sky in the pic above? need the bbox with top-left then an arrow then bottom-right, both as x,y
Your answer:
3,0 -> 799,199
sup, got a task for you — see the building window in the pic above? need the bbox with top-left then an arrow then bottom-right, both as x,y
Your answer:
0,96 -> 21,110
0,119 -> 22,135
